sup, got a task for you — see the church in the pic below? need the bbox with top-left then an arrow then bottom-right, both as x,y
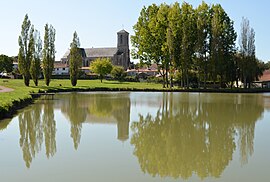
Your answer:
61,29 -> 130,70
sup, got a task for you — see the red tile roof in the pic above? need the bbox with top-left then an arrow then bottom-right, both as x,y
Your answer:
259,70 -> 270,82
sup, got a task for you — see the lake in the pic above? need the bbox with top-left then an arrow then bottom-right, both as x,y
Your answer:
0,92 -> 270,182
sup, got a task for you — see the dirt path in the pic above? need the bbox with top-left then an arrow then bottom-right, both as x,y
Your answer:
0,85 -> 14,93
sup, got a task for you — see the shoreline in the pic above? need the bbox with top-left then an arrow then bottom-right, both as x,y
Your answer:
1,85 -> 270,121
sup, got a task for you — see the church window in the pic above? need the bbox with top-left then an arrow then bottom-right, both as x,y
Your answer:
120,35 -> 123,44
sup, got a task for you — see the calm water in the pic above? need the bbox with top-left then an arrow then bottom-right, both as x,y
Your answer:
0,92 -> 270,182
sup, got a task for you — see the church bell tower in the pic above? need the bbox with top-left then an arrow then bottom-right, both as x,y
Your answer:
116,30 -> 130,69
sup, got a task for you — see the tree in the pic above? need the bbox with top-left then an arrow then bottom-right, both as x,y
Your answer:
131,4 -> 168,87
195,1 -> 210,88
209,4 -> 236,88
180,2 -> 197,89
90,58 -> 113,83
111,66 -> 126,81
30,29 -> 42,86
18,14 -> 34,86
167,2 -> 182,88
0,55 -> 13,74
42,24 -> 56,86
69,31 -> 82,86
238,17 -> 258,88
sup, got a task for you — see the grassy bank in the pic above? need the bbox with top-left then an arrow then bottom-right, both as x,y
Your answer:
0,79 -> 39,119
0,79 -> 164,120
1,78 -> 270,120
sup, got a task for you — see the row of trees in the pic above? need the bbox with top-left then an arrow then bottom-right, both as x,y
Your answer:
18,14 -> 56,86
131,1 -> 265,88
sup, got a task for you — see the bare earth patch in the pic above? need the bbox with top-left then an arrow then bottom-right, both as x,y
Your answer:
0,86 -> 14,93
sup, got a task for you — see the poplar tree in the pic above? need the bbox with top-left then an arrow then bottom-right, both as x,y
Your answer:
30,29 -> 42,86
42,24 -> 56,86
195,2 -> 210,88
167,2 -> 182,87
69,31 -> 82,86
18,14 -> 34,86
180,2 -> 197,88
238,18 -> 264,88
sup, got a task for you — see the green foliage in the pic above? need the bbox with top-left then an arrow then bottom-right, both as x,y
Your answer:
209,4 -> 237,87
42,24 -> 56,86
90,58 -> 113,82
0,55 -> 13,73
18,14 -> 34,86
69,31 -> 82,86
30,30 -> 42,86
132,2 -> 241,89
111,66 -> 126,81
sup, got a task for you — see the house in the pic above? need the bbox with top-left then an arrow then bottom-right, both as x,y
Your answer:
258,69 -> 270,88
53,62 -> 69,75
126,64 -> 159,78
61,29 -> 130,70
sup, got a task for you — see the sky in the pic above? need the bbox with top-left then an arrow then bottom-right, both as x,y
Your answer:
0,0 -> 269,62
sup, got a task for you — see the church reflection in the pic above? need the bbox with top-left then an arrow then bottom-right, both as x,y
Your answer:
59,92 -> 131,143
131,93 -> 264,180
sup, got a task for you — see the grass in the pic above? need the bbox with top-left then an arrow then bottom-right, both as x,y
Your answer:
0,79 -> 38,109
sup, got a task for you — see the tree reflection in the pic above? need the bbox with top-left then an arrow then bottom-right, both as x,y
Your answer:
19,103 -> 43,168
131,93 -> 264,180
0,118 -> 12,131
43,100 -> 56,158
19,100 -> 56,168
61,93 -> 87,150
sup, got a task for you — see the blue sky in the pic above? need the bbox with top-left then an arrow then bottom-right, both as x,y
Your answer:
0,0 -> 269,62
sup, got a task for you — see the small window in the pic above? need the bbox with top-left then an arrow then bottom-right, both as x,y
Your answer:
120,35 -> 123,44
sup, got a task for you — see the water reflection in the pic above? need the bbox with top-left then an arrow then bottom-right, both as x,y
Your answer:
19,100 -> 56,168
131,93 -> 264,180
0,118 -> 12,131
59,93 -> 131,143
17,92 -> 131,168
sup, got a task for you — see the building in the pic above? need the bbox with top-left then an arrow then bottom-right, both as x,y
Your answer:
61,29 -> 130,70
52,62 -> 69,75
257,69 -> 270,88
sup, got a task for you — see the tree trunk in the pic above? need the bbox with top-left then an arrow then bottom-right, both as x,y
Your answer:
23,75 -> 30,87
165,69 -> 169,88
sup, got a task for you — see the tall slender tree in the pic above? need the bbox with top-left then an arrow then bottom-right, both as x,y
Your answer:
195,2 -> 210,88
69,31 -> 82,86
30,29 -> 42,86
167,2 -> 182,87
180,2 -> 197,88
42,24 -> 56,86
18,14 -> 34,86
238,17 -> 258,88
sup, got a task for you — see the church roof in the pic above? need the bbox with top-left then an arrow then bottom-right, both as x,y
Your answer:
85,47 -> 117,58
62,47 -> 117,59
